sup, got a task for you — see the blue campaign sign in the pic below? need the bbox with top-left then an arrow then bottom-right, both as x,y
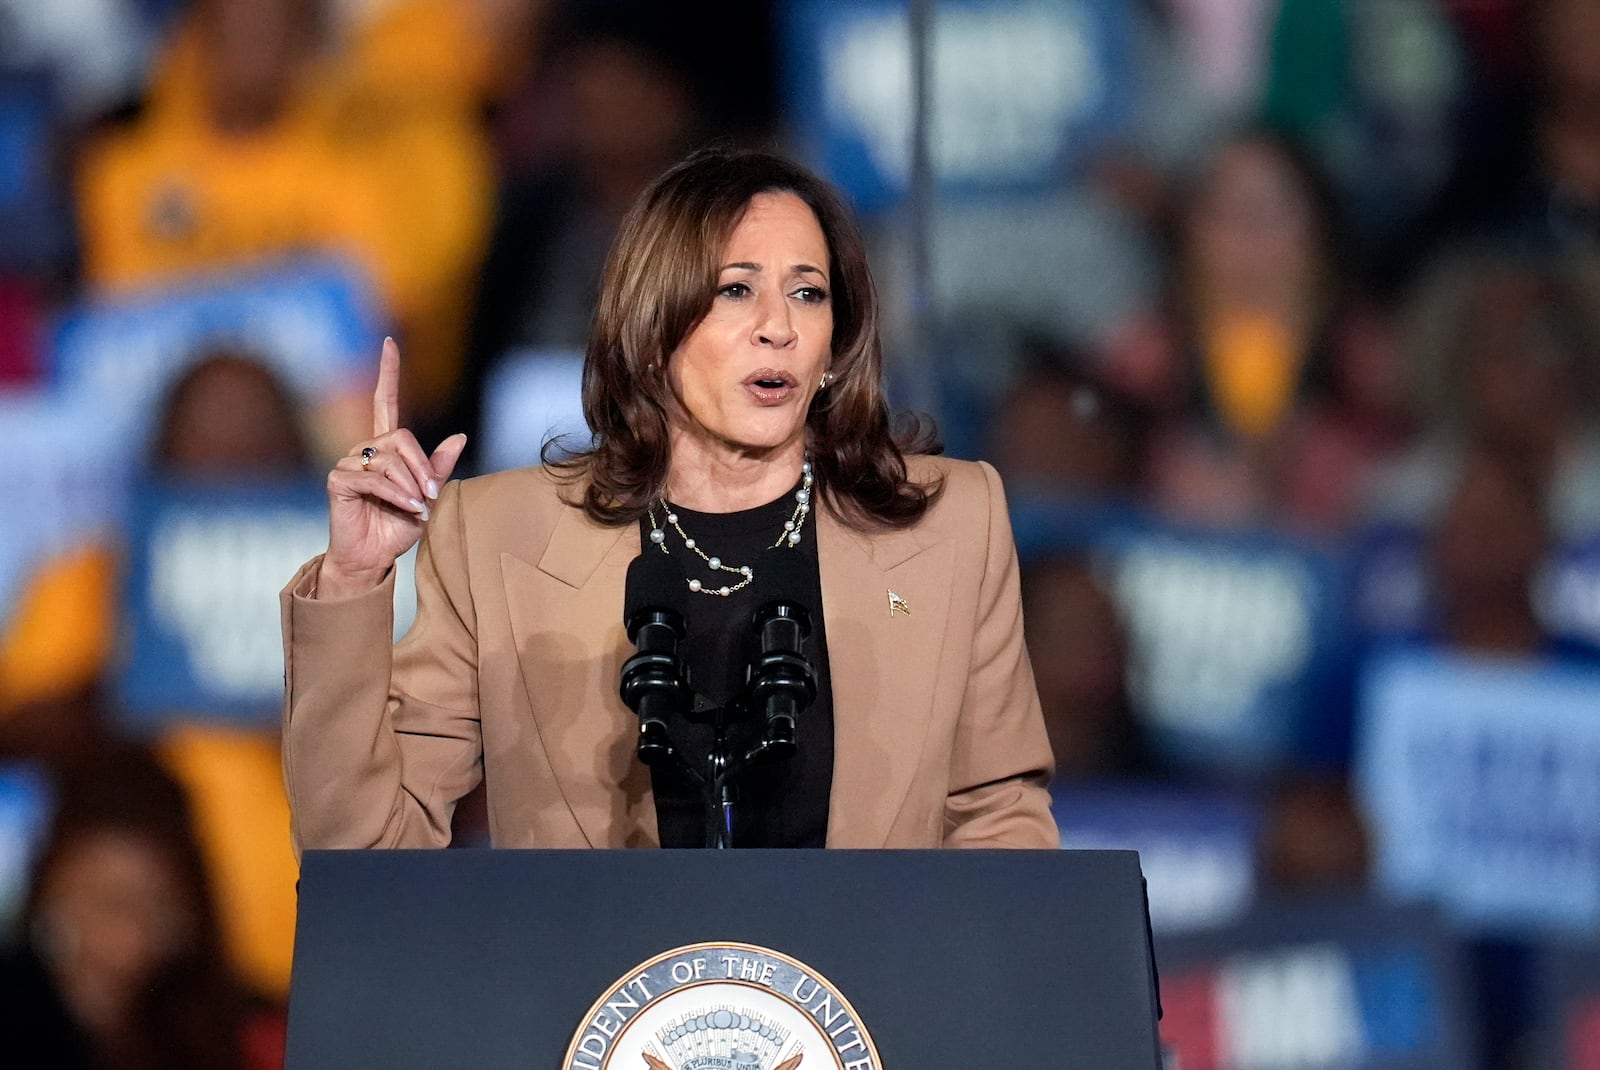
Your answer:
116,480 -> 417,726
1051,780 -> 1262,933
1016,497 -> 1357,777
782,0 -> 1134,213
1155,898 -> 1475,1070
1356,646 -> 1600,934
0,387 -> 134,618
0,67 -> 71,272
48,255 -> 384,449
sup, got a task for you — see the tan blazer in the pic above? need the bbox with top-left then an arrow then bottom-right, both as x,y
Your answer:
281,455 -> 1057,852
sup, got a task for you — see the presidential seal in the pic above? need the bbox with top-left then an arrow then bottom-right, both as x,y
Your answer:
562,942 -> 883,1070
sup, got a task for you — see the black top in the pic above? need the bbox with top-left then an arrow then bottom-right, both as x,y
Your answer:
635,487 -> 834,848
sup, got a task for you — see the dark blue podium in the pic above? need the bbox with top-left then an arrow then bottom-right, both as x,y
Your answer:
287,849 -> 1163,1068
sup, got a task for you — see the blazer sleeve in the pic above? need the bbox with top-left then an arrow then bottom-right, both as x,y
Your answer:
280,479 -> 481,853
942,461 -> 1060,848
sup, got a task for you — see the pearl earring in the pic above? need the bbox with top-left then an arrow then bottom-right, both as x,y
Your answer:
820,371 -> 834,388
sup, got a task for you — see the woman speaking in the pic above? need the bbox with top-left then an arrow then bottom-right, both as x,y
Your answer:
281,148 -> 1057,851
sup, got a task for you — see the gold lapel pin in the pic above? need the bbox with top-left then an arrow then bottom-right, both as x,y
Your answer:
887,589 -> 911,617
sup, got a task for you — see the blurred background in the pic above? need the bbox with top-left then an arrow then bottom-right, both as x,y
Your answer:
1,0 -> 1598,1066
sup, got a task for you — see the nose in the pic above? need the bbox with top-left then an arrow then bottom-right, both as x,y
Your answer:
752,291 -> 797,349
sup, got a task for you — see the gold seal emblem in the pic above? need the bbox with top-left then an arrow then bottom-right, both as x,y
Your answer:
563,942 -> 882,1069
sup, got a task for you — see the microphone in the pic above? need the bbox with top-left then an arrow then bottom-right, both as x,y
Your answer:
620,549 -> 692,767
743,548 -> 818,761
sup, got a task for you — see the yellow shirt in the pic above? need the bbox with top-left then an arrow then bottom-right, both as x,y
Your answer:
0,541 -> 117,714
158,723 -> 298,1000
341,0 -> 506,108
76,5 -> 494,409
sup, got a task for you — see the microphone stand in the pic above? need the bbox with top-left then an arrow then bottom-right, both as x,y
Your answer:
627,722 -> 732,850
637,696 -> 742,850
698,595 -> 818,847
697,699 -> 812,849
709,714 -> 734,849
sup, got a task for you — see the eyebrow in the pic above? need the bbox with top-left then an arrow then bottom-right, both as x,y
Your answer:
721,261 -> 830,280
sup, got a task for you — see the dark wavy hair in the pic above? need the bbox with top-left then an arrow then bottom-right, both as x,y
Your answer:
546,146 -> 941,529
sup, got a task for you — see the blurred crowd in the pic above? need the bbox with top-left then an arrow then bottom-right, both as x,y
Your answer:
2,0 -> 1599,1068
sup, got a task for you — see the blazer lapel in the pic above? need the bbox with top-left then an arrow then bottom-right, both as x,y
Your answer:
819,507 -> 956,847
503,507 -> 657,847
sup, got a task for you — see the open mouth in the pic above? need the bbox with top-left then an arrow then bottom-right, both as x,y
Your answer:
743,370 -> 798,405
745,370 -> 797,390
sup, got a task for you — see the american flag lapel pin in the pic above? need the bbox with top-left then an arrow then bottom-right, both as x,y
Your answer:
887,589 -> 910,617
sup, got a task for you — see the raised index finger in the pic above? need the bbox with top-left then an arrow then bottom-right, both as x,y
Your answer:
373,336 -> 400,436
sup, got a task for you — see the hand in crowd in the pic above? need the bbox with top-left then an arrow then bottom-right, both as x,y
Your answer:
318,339 -> 467,598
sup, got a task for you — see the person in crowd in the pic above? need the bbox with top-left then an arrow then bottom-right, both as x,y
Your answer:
986,354 -> 1150,503
1019,554 -> 1150,782
1417,0 -> 1600,265
1365,443 -> 1583,1070
143,348 -> 315,1004
1,346 -> 315,733
435,12 -> 704,468
1257,772 -> 1369,893
281,147 -> 1057,852
1121,128 -> 1408,536
1429,448 -> 1552,658
1366,247 -> 1600,546
0,744 -> 283,1069
474,15 -> 703,353
151,350 -> 314,477
74,0 -> 500,424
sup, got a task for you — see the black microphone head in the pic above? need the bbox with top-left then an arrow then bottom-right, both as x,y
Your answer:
745,547 -> 818,754
624,549 -> 689,638
750,547 -> 814,640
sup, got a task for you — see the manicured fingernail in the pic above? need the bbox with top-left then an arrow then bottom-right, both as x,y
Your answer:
426,479 -> 439,499
409,498 -> 428,520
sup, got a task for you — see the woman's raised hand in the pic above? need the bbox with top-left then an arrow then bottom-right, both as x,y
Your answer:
317,338 -> 467,599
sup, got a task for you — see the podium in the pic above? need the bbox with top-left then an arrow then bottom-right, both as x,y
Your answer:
287,848 -> 1163,1068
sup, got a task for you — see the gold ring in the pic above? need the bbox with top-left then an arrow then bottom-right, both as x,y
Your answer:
360,446 -> 377,470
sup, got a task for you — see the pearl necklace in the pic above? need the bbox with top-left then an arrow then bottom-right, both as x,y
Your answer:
647,459 -> 814,597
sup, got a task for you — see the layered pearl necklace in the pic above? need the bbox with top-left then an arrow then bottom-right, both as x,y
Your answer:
647,459 -> 814,597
